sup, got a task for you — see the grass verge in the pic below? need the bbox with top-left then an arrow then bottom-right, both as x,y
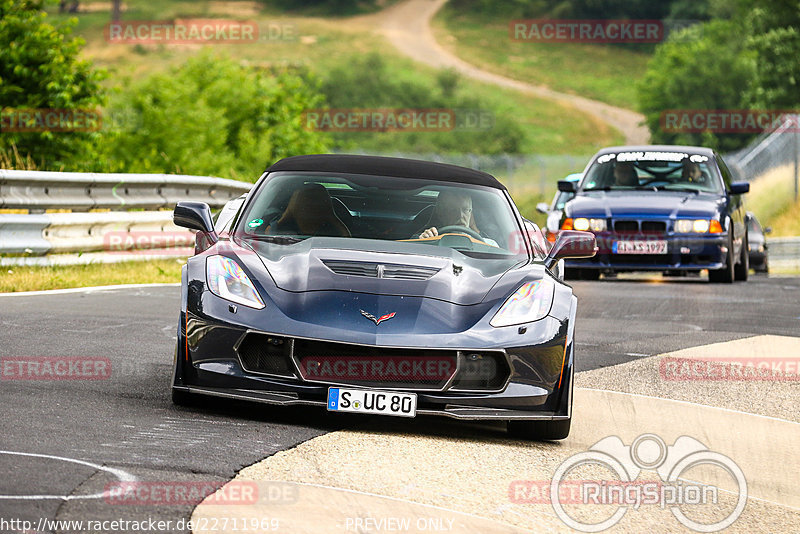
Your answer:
0,259 -> 184,293
431,7 -> 651,110
51,1 -> 622,155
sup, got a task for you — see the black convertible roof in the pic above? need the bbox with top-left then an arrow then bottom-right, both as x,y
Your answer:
265,154 -> 506,190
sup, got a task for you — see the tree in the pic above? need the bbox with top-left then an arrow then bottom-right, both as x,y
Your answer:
105,53 -> 329,180
744,0 -> 800,109
637,20 -> 757,151
0,0 -> 106,169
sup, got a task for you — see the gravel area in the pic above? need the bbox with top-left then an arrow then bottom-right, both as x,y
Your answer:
576,335 -> 800,422
194,334 -> 800,533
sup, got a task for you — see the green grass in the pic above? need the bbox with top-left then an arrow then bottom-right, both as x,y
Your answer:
48,0 -> 623,156
0,259 -> 184,292
766,197 -> 800,237
746,164 -> 800,236
432,7 -> 652,110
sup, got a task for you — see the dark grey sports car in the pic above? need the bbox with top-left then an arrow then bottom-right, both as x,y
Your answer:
171,155 -> 596,440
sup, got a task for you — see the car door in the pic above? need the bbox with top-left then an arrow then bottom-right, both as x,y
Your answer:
716,154 -> 746,255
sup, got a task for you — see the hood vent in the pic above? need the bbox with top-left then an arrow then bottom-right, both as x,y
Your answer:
321,260 -> 440,281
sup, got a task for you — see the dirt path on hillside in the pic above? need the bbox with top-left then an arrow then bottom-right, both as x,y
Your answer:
355,0 -> 650,145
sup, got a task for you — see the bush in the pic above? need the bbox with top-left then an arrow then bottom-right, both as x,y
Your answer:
0,0 -> 106,169
104,53 -> 330,180
318,53 -> 526,154
637,19 -> 757,152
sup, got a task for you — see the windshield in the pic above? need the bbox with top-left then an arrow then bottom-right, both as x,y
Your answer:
235,172 -> 536,259
581,151 -> 723,194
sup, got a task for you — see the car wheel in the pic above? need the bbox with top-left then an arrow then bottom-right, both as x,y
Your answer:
762,258 -> 769,273
709,233 -> 734,283
734,232 -> 749,281
507,418 -> 571,441
563,268 -> 581,280
580,269 -> 600,281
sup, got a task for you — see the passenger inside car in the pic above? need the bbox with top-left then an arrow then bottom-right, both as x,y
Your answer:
682,161 -> 707,184
613,162 -> 639,186
266,183 -> 351,237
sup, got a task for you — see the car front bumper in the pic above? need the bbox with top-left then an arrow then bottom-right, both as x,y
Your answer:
565,232 -> 728,271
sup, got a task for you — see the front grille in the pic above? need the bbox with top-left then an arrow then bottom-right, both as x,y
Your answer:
321,260 -> 440,280
641,221 -> 667,234
614,220 -> 638,232
293,339 -> 458,390
236,333 -> 295,377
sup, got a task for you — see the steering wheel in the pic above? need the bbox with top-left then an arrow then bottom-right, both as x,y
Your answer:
437,225 -> 485,242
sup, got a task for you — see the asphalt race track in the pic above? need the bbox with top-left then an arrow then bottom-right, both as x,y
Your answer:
1,275 -> 798,531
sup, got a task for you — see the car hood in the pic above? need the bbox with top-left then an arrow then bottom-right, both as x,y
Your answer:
566,191 -> 724,219
235,237 -> 531,306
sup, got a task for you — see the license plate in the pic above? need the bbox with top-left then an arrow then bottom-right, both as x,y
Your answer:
613,240 -> 668,254
327,387 -> 417,418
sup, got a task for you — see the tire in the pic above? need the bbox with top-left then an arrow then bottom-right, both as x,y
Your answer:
508,418 -> 571,441
563,267 -> 581,280
709,233 -> 734,283
734,232 -> 749,281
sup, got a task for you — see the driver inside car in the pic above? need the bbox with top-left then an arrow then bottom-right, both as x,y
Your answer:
416,191 -> 498,246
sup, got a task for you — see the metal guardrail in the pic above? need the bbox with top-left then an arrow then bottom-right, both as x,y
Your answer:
0,169 -> 251,211
0,211 -> 194,256
769,237 -> 800,268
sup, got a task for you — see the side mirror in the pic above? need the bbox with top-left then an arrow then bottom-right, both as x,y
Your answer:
764,227 -> 772,235
174,201 -> 219,251
536,202 -> 550,214
545,230 -> 597,270
729,182 -> 750,195
558,180 -> 577,193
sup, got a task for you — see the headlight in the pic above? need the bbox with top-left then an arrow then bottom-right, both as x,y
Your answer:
573,218 -> 606,232
206,255 -> 265,309
490,279 -> 555,327
693,219 -> 710,233
675,219 -> 716,234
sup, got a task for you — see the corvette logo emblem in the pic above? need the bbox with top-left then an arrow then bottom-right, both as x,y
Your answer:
360,310 -> 396,325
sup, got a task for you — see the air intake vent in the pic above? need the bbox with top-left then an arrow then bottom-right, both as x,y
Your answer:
321,260 -> 379,277
382,265 -> 440,280
322,260 -> 440,280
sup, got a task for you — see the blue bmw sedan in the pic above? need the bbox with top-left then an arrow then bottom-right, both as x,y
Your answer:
559,145 -> 750,283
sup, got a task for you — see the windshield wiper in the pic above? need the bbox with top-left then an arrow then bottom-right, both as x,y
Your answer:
248,235 -> 304,245
583,186 -> 614,192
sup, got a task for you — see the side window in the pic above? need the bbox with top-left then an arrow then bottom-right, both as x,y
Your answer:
715,155 -> 733,190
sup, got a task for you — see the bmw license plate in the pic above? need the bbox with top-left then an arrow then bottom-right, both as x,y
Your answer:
613,240 -> 668,254
327,387 -> 417,418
